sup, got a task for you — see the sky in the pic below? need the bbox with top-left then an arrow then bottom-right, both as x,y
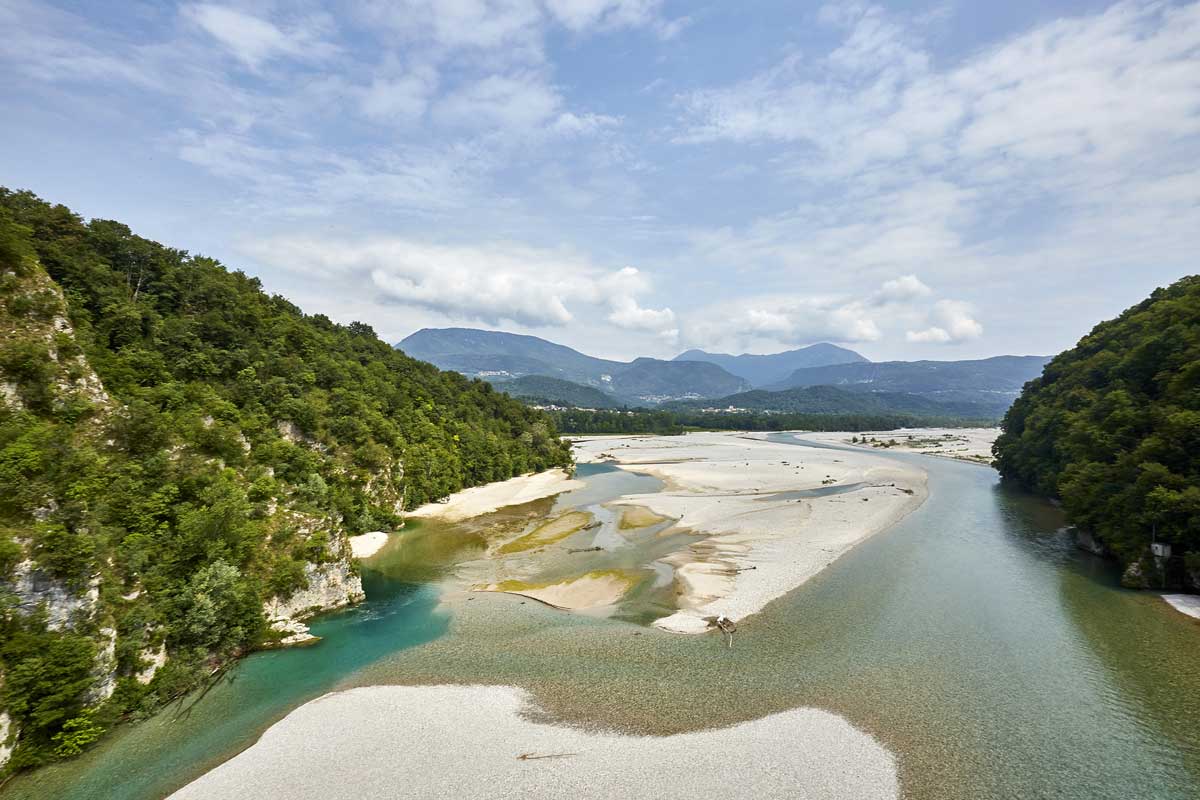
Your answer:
1,0 -> 1198,362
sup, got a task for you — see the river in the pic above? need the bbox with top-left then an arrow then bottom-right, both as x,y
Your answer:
7,439 -> 1199,799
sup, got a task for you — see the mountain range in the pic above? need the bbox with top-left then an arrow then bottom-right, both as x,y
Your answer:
397,327 -> 1050,417
399,328 -> 751,403
770,356 -> 1051,413
674,344 -> 867,386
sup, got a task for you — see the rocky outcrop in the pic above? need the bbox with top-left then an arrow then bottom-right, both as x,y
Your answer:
1121,559 -> 1150,589
0,710 -> 14,771
1074,529 -> 1107,556
262,560 -> 364,646
85,627 -> 118,705
135,642 -> 167,685
9,560 -> 99,631
0,380 -> 21,409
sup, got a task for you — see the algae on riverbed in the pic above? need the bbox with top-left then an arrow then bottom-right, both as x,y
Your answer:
496,510 -> 594,554
474,569 -> 641,609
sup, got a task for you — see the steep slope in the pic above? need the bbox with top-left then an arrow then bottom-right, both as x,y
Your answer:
994,276 -> 1200,589
398,328 -> 749,402
674,343 -> 867,386
493,375 -> 625,409
771,355 -> 1049,410
666,385 -> 1000,420
0,190 -> 570,774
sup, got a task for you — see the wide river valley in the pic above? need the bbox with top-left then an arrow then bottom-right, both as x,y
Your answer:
7,435 -> 1200,799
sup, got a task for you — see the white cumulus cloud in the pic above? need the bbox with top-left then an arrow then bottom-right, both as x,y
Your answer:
242,236 -> 673,332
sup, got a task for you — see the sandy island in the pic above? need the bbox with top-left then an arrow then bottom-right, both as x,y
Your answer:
408,468 -> 582,523
803,428 -> 999,465
170,685 -> 897,800
573,432 -> 928,633
476,570 -> 639,611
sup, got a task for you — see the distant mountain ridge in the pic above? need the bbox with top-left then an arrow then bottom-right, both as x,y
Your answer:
398,328 -> 750,404
399,328 -> 1048,415
674,343 -> 867,387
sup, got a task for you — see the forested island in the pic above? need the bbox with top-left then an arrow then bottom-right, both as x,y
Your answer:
0,190 -> 570,774
994,276 -> 1199,589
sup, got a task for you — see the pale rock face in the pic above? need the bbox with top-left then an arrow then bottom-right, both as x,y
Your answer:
276,420 -> 308,445
86,627 -> 119,704
262,560 -> 364,645
1122,560 -> 1150,589
0,381 -> 21,409
9,560 -> 99,631
0,711 -> 14,770
136,642 -> 168,685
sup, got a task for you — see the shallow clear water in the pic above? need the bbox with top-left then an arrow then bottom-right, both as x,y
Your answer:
4,575 -> 448,800
7,443 -> 1199,800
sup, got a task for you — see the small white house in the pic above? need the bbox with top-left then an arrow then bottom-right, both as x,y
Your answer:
1151,542 -> 1172,559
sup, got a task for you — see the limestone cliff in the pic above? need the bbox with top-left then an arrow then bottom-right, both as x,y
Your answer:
263,561 -> 365,645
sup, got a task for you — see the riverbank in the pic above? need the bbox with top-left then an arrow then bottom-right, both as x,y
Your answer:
408,468 -> 582,522
169,685 -> 898,800
573,432 -> 927,633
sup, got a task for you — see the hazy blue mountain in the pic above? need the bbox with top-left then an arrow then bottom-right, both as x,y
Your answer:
492,375 -> 626,409
397,328 -> 749,403
674,343 -> 868,386
770,355 -> 1050,410
665,384 -> 1005,419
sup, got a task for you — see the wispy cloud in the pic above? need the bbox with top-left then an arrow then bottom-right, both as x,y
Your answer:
181,4 -> 339,69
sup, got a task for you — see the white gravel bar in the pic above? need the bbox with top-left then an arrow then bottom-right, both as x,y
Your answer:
573,432 -> 927,633
170,685 -> 898,800
408,468 -> 582,522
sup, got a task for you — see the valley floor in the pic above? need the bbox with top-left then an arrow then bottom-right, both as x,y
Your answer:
170,430 -> 927,799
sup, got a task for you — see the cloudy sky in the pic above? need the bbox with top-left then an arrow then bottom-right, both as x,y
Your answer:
2,0 -> 1198,361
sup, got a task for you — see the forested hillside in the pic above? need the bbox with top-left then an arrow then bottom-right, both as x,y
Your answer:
993,276 -> 1199,589
493,375 -> 624,409
0,189 -> 569,774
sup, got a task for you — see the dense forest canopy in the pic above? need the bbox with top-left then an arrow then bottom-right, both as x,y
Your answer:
993,275 -> 1200,588
0,188 -> 570,772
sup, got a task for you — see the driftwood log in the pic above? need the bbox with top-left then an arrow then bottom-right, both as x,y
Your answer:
713,615 -> 737,649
